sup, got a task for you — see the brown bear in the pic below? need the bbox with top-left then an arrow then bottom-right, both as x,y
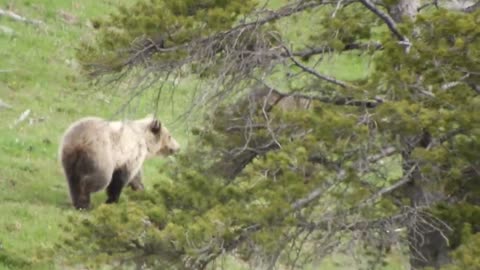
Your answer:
59,115 -> 180,209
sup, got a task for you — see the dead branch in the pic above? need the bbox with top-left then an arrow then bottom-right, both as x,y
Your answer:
0,99 -> 12,110
217,85 -> 388,181
289,41 -> 383,59
91,0 -> 361,78
282,45 -> 354,89
294,145 -> 404,213
420,0 -> 480,13
359,164 -> 417,207
121,1 -> 326,68
0,8 -> 44,26
357,0 -> 410,44
464,1 -> 480,12
367,146 -> 397,163
291,92 -> 383,108
417,0 -> 439,12
438,128 -> 464,144
291,187 -> 327,211
12,109 -> 31,127
255,87 -> 383,108
301,205 -> 429,232
0,69 -> 16,73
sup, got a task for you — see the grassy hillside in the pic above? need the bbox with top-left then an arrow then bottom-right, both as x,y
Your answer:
0,1 -> 193,269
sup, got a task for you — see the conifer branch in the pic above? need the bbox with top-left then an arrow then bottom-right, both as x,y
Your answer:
122,1 -> 326,68
97,0 -> 361,78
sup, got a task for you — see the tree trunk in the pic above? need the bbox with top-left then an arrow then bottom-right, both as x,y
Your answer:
387,0 -> 420,22
401,133 -> 450,269
386,1 -> 451,268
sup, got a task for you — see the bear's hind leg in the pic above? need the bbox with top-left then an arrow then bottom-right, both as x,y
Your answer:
106,168 -> 129,204
74,191 -> 91,210
63,161 -> 92,210
67,178 -> 91,210
62,147 -> 111,209
78,170 -> 113,209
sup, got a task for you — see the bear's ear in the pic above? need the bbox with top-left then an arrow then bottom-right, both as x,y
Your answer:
149,119 -> 162,134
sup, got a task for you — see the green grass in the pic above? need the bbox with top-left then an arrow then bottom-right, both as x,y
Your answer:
0,1 -> 402,269
0,1 -> 193,269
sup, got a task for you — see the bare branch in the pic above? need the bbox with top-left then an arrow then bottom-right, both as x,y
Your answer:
0,69 -> 16,73
293,92 -> 383,108
291,187 -> 326,210
359,164 -> 417,207
438,128 -> 464,144
12,109 -> 31,128
259,87 -> 383,108
357,0 -> 409,44
441,81 -> 462,90
0,8 -> 44,26
122,1 -> 326,68
282,45 -> 355,89
294,145 -> 403,213
417,0 -> 439,12
368,146 -> 397,163
91,0 -> 364,78
301,205 -> 430,232
464,1 -> 480,12
290,41 -> 383,59
0,99 -> 12,110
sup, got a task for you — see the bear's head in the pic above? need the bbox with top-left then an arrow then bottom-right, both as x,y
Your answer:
143,117 -> 180,158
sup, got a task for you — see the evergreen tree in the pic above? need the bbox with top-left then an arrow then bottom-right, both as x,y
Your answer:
63,0 -> 480,269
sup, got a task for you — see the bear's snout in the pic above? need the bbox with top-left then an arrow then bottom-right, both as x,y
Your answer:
157,137 -> 180,157
169,145 -> 180,155
170,139 -> 180,153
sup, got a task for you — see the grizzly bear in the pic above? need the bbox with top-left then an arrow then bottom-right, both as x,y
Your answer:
59,115 -> 180,209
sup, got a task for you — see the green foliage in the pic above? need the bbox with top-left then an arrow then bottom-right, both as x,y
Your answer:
442,230 -> 480,270
59,89 -> 394,268
0,1 -> 194,269
77,0 -> 257,73
314,3 -> 378,50
433,203 -> 480,249
58,1 -> 480,269
0,250 -> 31,270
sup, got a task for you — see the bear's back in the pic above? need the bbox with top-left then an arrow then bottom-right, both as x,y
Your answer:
60,117 -> 112,159
62,117 -> 109,141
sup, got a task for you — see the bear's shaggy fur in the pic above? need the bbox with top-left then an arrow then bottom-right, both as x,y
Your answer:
59,115 -> 180,209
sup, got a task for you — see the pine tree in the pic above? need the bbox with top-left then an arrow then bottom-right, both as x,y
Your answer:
63,0 -> 480,269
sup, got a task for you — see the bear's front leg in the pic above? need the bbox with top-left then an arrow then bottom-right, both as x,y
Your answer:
128,170 -> 144,191
106,167 -> 130,204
